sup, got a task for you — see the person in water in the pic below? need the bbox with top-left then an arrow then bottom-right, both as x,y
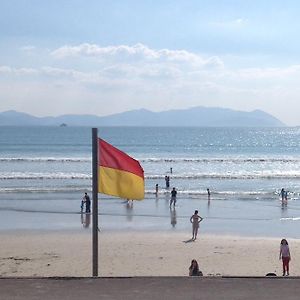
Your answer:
207,188 -> 211,200
155,184 -> 159,196
170,187 -> 177,207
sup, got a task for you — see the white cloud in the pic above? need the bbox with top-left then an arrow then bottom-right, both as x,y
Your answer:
20,45 -> 36,52
0,66 -> 38,75
2,43 -> 300,124
51,43 -> 224,69
210,18 -> 249,28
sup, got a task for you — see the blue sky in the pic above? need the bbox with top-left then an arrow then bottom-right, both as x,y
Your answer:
1,0 -> 300,125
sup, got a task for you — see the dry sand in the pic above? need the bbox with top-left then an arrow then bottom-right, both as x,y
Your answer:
0,230 -> 299,277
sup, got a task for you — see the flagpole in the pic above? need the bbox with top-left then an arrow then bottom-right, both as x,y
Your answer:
92,127 -> 99,277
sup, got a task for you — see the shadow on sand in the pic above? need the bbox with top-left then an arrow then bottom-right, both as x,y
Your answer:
183,238 -> 194,243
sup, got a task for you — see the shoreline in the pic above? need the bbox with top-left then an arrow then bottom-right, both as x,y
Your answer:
1,230 -> 299,277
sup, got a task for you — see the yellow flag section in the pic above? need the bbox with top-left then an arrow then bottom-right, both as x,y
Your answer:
98,138 -> 144,200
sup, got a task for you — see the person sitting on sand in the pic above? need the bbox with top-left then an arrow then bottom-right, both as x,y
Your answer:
279,238 -> 291,276
190,210 -> 203,241
189,259 -> 202,276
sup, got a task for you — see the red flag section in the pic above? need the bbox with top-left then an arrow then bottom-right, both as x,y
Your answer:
98,138 -> 144,200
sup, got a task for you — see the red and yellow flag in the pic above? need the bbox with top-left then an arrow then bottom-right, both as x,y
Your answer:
98,138 -> 144,200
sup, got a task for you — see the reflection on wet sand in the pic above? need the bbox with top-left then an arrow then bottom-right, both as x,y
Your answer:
170,207 -> 177,228
81,212 -> 91,228
125,200 -> 134,221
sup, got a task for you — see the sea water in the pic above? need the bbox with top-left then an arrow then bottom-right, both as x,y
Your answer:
0,126 -> 300,237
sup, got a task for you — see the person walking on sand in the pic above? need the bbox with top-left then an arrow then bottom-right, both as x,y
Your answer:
279,239 -> 291,276
190,210 -> 203,241
170,187 -> 177,207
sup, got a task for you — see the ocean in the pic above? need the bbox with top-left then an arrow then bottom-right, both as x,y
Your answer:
1,126 -> 300,237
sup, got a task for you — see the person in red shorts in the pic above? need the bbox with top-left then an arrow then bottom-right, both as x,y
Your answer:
279,239 -> 291,276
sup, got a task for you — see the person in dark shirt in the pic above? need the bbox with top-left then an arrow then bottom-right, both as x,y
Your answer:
207,188 -> 211,201
165,175 -> 170,188
83,192 -> 91,213
170,187 -> 177,207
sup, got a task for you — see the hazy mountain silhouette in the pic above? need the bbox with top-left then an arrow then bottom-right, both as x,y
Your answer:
0,107 -> 285,127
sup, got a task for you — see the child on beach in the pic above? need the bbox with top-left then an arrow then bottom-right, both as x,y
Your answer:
279,239 -> 291,276
189,259 -> 202,276
190,210 -> 203,241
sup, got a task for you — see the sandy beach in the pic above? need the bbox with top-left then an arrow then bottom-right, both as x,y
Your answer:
1,230 -> 300,277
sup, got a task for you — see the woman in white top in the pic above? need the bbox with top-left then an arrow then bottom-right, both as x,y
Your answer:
279,239 -> 291,276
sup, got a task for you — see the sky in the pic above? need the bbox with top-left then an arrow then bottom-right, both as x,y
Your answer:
1,0 -> 300,125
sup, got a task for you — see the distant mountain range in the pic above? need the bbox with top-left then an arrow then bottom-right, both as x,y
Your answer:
0,107 -> 285,127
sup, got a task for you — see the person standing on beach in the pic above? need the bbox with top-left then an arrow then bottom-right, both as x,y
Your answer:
83,192 -> 91,213
284,190 -> 288,202
170,187 -> 177,207
280,188 -> 285,202
190,210 -> 203,241
207,188 -> 211,200
155,184 -> 159,196
80,197 -> 85,212
165,175 -> 170,189
279,239 -> 291,276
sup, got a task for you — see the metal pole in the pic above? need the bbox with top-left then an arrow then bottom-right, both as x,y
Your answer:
92,128 -> 99,277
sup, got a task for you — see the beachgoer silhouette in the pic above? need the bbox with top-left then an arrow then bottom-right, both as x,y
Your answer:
189,259 -> 203,276
170,187 -> 177,207
280,188 -> 285,202
83,192 -> 91,213
81,198 -> 84,212
190,210 -> 203,241
155,184 -> 159,196
284,190 -> 288,202
165,176 -> 170,188
207,188 -> 211,200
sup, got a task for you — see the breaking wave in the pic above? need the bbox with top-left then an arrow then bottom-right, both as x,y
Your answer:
1,157 -> 300,164
1,171 -> 300,180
